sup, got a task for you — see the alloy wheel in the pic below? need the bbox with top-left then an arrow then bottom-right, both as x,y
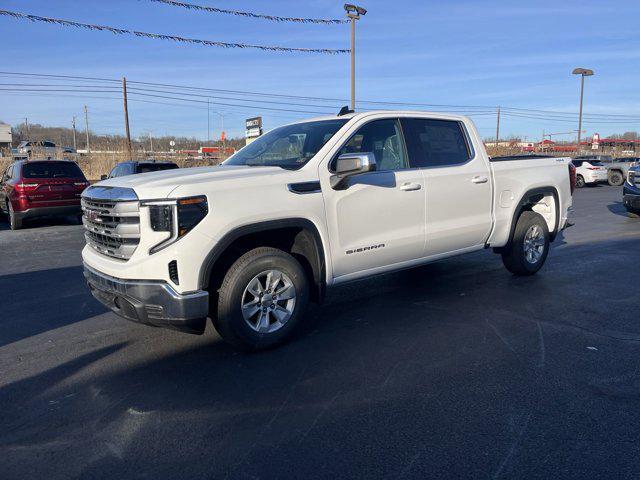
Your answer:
523,224 -> 545,264
241,269 -> 296,333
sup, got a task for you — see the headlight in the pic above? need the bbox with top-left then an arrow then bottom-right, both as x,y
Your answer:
628,171 -> 636,185
144,196 -> 208,254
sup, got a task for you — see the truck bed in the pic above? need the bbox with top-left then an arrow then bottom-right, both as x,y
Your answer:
487,156 -> 572,247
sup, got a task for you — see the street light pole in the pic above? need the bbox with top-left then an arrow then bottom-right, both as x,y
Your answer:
344,4 -> 367,111
572,68 -> 594,154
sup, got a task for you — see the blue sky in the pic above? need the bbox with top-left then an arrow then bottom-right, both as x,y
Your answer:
2,0 -> 640,141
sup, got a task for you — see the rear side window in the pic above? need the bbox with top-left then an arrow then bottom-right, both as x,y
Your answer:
22,162 -> 85,179
136,163 -> 179,174
401,118 -> 472,168
572,160 -> 583,167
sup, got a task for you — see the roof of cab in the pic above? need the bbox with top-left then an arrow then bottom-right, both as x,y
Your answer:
302,110 -> 471,123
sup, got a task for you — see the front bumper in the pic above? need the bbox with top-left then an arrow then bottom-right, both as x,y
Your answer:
623,193 -> 640,212
83,263 -> 209,334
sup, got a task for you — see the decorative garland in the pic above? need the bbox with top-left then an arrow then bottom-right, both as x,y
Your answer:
0,9 -> 349,54
147,0 -> 347,25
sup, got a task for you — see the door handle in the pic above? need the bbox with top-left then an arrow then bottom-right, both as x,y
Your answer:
400,182 -> 422,191
471,176 -> 489,184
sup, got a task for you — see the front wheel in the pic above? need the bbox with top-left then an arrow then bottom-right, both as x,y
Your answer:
214,247 -> 310,350
501,211 -> 550,276
576,175 -> 586,188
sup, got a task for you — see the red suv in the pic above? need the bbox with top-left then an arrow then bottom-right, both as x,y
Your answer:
0,160 -> 89,230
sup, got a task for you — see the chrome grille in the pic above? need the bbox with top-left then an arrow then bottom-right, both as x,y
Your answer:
81,187 -> 140,260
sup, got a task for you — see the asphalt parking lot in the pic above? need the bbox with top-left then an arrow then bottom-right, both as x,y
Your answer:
1,185 -> 639,479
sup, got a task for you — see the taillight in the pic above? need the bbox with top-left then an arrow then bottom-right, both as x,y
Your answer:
586,167 -> 600,170
14,183 -> 39,195
569,163 -> 576,194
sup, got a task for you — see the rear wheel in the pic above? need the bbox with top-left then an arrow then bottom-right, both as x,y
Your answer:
7,202 -> 22,230
608,170 -> 624,186
501,211 -> 550,276
214,247 -> 310,350
576,175 -> 586,188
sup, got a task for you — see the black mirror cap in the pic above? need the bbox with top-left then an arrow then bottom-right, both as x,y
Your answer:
100,174 -> 108,180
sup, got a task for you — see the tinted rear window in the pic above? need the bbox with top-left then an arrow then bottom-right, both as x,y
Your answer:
22,162 -> 85,179
136,163 -> 179,174
401,118 -> 472,168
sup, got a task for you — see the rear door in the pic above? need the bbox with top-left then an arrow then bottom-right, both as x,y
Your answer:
400,117 -> 493,256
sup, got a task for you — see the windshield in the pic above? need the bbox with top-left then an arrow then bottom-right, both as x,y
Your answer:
224,119 -> 348,169
589,161 -> 605,166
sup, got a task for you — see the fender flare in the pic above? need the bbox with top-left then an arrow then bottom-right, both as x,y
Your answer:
505,186 -> 561,247
198,217 -> 327,293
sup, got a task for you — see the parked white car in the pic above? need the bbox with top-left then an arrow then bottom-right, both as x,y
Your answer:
571,158 -> 608,187
81,111 -> 573,350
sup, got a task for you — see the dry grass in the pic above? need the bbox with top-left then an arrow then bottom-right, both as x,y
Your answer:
0,150 -> 228,181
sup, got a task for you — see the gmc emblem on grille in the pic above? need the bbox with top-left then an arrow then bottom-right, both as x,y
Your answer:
86,209 -> 100,222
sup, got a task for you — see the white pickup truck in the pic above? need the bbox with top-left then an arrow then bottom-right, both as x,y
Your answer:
82,111 -> 573,350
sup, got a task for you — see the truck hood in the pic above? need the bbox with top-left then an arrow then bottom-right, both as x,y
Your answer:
94,165 -> 288,199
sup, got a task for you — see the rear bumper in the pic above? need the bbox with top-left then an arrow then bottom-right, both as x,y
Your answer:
623,193 -> 640,212
14,204 -> 81,220
83,263 -> 209,334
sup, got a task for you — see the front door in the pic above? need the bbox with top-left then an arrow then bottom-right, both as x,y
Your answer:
321,118 -> 426,279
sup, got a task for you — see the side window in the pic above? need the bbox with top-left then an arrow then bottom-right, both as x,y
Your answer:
109,165 -> 121,178
336,119 -> 408,172
401,118 -> 471,168
572,160 -> 583,167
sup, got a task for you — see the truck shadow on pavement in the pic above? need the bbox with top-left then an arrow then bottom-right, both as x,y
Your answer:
607,201 -> 637,218
0,265 -> 107,347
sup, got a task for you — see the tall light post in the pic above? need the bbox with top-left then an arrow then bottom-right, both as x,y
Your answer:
344,4 -> 367,111
572,68 -> 594,154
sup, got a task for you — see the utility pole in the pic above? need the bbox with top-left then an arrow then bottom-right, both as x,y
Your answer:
24,117 -> 29,138
123,77 -> 132,159
84,105 -> 90,153
495,106 -> 501,149
344,4 -> 367,111
72,116 -> 77,150
207,99 -> 210,145
220,112 -> 226,156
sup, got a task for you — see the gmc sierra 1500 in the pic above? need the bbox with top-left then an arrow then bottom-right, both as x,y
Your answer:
82,111 -> 573,349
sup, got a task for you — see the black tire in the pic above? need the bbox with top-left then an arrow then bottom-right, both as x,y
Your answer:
501,211 -> 550,276
576,175 -> 586,188
7,202 -> 22,230
608,170 -> 624,187
214,247 -> 310,351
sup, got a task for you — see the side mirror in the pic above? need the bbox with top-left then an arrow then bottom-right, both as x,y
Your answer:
330,153 -> 376,190
100,174 -> 108,180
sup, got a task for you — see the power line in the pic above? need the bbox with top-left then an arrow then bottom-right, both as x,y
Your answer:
0,9 -> 349,54
145,0 -> 347,25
